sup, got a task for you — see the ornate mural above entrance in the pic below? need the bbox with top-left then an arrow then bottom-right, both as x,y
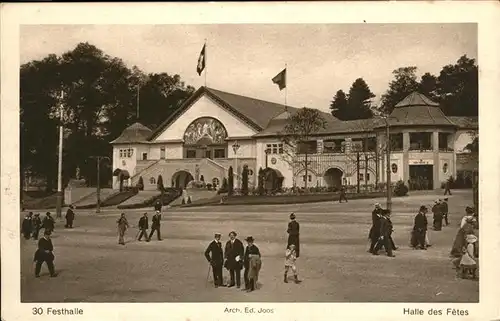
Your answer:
183,117 -> 228,146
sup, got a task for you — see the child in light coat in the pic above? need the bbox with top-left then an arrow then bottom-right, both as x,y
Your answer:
284,244 -> 301,284
458,234 -> 478,279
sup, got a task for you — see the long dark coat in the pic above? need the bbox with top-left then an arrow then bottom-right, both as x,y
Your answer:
450,223 -> 475,257
65,209 -> 75,221
22,218 -> 32,235
42,216 -> 55,230
138,216 -> 149,230
287,220 -> 300,257
205,240 -> 224,267
34,237 -> 55,262
368,208 -> 383,239
224,238 -> 244,270
151,213 -> 161,228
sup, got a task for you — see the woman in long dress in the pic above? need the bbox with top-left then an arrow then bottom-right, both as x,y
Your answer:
457,234 -> 478,279
450,207 -> 476,257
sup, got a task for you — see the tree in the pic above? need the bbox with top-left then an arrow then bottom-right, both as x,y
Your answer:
241,165 -> 249,196
436,55 -> 478,116
380,67 -> 420,114
330,90 -> 348,119
281,108 -> 327,189
157,174 -> 164,191
137,176 -> 144,190
228,166 -> 234,196
419,72 -> 438,100
345,78 -> 375,120
464,136 -> 478,154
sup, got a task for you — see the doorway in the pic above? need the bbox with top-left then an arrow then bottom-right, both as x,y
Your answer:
409,165 -> 433,190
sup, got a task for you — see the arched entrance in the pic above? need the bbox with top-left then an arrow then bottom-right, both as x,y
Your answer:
262,168 -> 284,193
113,168 -> 130,192
172,171 -> 194,189
324,167 -> 343,189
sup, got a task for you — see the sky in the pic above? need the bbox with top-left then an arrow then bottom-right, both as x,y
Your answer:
20,24 -> 477,112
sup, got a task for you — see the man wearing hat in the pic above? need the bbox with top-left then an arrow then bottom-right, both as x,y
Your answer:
368,203 -> 383,253
137,213 -> 150,242
287,213 -> 300,257
204,233 -> 224,287
65,205 -> 75,228
372,210 -> 395,257
148,210 -> 162,241
21,212 -> 33,240
31,213 -> 42,240
432,200 -> 443,231
42,212 -> 55,235
33,230 -> 57,278
243,236 -> 261,292
224,231 -> 244,288
411,205 -> 428,250
442,198 -> 449,226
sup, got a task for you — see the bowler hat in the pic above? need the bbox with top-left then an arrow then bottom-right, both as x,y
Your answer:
290,213 -> 296,220
245,236 -> 254,242
229,231 -> 237,237
419,205 -> 427,212
214,232 -> 221,237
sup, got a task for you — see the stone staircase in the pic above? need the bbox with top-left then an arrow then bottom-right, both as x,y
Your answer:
72,188 -> 115,207
169,189 -> 218,206
119,191 -> 161,207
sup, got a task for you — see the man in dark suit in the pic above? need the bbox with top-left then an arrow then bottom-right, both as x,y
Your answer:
137,213 -> 150,242
442,198 -> 449,226
149,210 -> 162,241
243,236 -> 261,292
339,186 -> 348,203
204,233 -> 224,287
21,212 -> 33,239
432,200 -> 443,231
224,231 -> 244,288
65,205 -> 75,228
368,203 -> 383,253
287,213 -> 300,257
42,212 -> 55,235
412,205 -> 428,250
31,213 -> 42,240
33,230 -> 57,278
373,210 -> 395,257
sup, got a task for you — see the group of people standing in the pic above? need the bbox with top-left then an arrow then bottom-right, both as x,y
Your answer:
203,212 -> 302,292
21,211 -> 57,240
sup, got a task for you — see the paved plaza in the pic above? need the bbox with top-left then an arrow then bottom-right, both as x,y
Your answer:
20,190 -> 478,302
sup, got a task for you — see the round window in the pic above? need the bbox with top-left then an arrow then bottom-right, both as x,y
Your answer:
443,163 -> 448,174
249,169 -> 254,176
391,163 -> 398,173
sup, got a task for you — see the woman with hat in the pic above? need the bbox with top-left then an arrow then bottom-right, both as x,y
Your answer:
287,213 -> 300,257
450,206 -> 476,257
224,231 -> 244,288
455,234 -> 478,279
243,236 -> 261,292
432,200 -> 443,231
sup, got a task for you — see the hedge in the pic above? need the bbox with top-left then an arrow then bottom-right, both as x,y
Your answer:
117,188 -> 182,209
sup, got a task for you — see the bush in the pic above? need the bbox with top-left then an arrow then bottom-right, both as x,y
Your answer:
228,166 -> 234,196
393,180 -> 409,196
157,175 -> 164,191
241,165 -> 249,196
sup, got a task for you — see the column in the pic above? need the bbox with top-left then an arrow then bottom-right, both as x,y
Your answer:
402,132 -> 410,185
432,131 -> 440,189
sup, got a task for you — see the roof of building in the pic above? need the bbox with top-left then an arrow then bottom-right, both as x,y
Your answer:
110,122 -> 152,144
112,88 -> 478,144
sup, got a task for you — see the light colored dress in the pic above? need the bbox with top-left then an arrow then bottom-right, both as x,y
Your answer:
460,243 -> 477,268
285,249 -> 297,267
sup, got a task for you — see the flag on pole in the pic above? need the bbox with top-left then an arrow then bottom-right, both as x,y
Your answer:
197,44 -> 206,76
272,68 -> 286,90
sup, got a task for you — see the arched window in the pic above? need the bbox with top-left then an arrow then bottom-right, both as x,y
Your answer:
150,177 -> 156,185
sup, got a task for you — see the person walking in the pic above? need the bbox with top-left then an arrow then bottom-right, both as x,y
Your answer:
243,236 -> 261,292
368,203 -> 383,253
31,213 -> 42,240
411,205 -> 428,250
21,212 -> 33,239
42,212 -> 55,235
432,200 -> 443,231
286,213 -> 300,257
373,210 -> 395,257
339,186 -> 348,203
117,213 -> 129,245
148,210 -> 162,241
204,233 -> 224,288
224,231 -> 244,288
442,198 -> 449,226
33,230 -> 57,278
284,244 -> 301,284
444,176 -> 453,195
137,213 -> 150,242
65,205 -> 75,228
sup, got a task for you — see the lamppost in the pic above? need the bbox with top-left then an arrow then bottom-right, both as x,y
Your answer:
232,141 -> 240,189
383,116 -> 392,211
55,90 -> 65,219
90,156 -> 110,214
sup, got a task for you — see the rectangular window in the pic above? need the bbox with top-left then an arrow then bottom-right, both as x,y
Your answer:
127,149 -> 133,158
214,149 -> 225,158
409,132 -> 432,150
308,175 -> 312,182
266,143 -> 283,154
160,147 -> 166,159
119,150 -> 123,158
366,173 -> 370,181
297,141 -> 317,154
389,133 -> 404,151
186,150 -> 196,158
142,153 -> 147,160
359,173 -> 364,181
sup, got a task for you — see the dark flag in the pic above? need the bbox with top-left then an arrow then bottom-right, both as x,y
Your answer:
272,68 -> 286,90
197,44 -> 206,76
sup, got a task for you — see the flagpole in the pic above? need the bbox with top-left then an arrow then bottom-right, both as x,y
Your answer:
204,39 -> 207,87
137,83 -> 140,119
284,63 -> 288,111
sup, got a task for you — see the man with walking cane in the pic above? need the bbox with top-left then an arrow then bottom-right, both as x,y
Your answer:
204,233 -> 224,288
